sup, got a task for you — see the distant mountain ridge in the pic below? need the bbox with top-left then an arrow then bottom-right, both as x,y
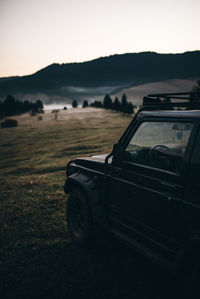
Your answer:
0,51 -> 200,103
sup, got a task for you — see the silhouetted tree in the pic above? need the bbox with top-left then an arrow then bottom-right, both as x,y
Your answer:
121,93 -> 127,105
82,100 -> 89,108
112,97 -> 120,111
90,101 -> 103,108
121,93 -> 128,113
35,99 -> 43,112
89,93 -> 134,114
72,100 -> 78,108
103,94 -> 112,109
126,102 -> 134,114
1,95 -> 44,117
24,100 -> 31,112
4,95 -> 16,116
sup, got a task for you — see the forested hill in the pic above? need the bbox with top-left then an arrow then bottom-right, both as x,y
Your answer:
0,51 -> 200,102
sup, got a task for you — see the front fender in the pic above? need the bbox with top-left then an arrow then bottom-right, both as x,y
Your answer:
64,172 -> 93,194
64,173 -> 106,227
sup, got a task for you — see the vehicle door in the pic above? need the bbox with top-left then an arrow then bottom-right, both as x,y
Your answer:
176,122 -> 200,245
107,118 -> 194,253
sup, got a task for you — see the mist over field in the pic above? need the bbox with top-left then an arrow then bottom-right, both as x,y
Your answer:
1,79 -> 197,108
0,85 -> 127,104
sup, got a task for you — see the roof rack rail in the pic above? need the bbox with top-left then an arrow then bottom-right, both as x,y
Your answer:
142,91 -> 200,110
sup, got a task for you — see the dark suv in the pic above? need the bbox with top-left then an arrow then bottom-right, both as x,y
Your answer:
64,92 -> 200,298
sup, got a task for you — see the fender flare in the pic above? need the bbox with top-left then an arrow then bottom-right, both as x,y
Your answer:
64,173 -> 106,228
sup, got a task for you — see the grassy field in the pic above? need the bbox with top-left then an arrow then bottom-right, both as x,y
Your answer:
0,108 -> 171,299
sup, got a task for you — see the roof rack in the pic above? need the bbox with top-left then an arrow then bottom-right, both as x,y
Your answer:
118,91 -> 200,145
142,92 -> 200,110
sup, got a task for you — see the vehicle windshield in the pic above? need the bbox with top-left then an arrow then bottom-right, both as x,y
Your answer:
124,121 -> 193,173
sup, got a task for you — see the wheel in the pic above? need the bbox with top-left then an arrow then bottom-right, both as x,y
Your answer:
177,263 -> 200,299
66,188 -> 94,246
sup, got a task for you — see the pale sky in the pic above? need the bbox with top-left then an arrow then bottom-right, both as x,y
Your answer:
0,0 -> 200,77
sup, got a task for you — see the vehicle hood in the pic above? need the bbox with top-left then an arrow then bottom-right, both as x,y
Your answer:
75,154 -> 108,172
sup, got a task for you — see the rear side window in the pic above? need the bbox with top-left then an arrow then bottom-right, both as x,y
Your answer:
124,121 -> 193,173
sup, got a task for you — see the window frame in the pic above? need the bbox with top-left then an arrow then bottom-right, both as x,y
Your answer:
119,116 -> 198,177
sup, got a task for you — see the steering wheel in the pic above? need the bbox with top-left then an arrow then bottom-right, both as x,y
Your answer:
149,144 -> 171,167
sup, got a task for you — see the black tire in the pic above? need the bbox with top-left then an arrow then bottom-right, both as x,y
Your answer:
177,263 -> 200,299
66,188 -> 94,246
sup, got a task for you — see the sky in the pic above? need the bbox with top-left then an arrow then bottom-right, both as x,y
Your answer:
0,0 -> 200,77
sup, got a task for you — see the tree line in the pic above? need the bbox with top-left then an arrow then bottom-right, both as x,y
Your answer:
71,94 -> 135,114
90,93 -> 136,114
0,95 -> 44,118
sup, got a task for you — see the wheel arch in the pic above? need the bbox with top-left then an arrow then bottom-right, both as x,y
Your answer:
64,172 -> 106,228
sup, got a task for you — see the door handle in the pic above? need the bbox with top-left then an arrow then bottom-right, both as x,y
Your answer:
160,182 -> 177,202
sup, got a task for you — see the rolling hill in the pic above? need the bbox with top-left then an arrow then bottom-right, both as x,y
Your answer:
0,51 -> 200,103
112,78 -> 197,106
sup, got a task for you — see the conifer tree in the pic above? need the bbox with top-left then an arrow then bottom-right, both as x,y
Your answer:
103,94 -> 112,109
113,97 -> 120,111
82,100 -> 89,108
72,100 -> 78,108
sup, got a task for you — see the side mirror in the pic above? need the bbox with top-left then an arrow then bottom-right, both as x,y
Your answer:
112,143 -> 124,161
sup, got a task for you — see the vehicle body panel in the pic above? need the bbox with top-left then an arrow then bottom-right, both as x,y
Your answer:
64,101 -> 200,272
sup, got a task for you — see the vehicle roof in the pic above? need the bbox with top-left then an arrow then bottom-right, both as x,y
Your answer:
139,110 -> 200,119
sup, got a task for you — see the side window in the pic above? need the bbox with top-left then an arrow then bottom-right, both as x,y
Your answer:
124,121 -> 193,173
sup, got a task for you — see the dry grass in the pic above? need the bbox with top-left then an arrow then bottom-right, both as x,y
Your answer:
0,108 -> 171,299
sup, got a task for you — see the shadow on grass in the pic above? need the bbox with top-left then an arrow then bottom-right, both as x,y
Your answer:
1,235 -> 172,299
6,166 -> 66,176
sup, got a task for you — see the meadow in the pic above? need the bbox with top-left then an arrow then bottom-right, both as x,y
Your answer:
0,108 -> 171,299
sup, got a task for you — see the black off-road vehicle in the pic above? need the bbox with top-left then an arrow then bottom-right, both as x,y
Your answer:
64,92 -> 200,298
